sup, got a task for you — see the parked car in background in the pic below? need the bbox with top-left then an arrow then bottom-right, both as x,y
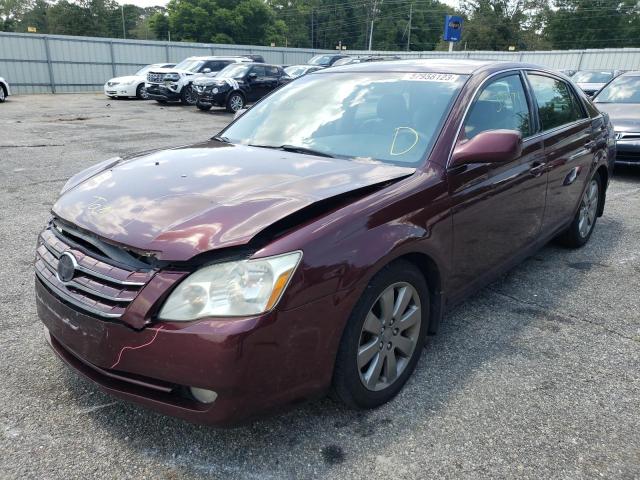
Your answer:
331,55 -> 402,66
307,53 -> 350,67
104,63 -> 174,100
284,64 -> 324,78
193,63 -> 290,112
559,69 -> 577,77
0,76 -> 10,102
572,70 -> 623,96
145,56 -> 252,105
245,54 -> 265,63
593,71 -> 640,166
36,59 -> 614,426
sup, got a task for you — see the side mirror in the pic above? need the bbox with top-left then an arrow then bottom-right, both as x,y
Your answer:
248,72 -> 257,80
202,68 -> 212,74
233,108 -> 248,120
451,130 -> 522,168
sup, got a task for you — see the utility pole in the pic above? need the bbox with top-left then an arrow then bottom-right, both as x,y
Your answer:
368,0 -> 382,51
121,4 -> 126,39
407,3 -> 412,51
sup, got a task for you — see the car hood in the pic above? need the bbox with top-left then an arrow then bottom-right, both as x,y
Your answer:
576,82 -> 605,91
107,75 -> 141,83
53,141 -> 415,261
149,67 -> 195,76
594,103 -> 640,131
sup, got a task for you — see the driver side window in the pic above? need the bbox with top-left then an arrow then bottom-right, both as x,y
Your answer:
464,74 -> 532,140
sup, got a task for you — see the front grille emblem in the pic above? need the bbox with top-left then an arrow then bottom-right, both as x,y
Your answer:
57,251 -> 77,283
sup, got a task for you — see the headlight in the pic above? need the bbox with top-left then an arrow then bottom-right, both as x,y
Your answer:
158,251 -> 302,321
212,87 -> 219,94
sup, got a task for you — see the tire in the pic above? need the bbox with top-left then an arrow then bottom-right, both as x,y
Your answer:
331,260 -> 429,409
557,173 -> 602,248
0,85 -> 6,103
180,85 -> 197,105
136,83 -> 149,100
196,101 -> 212,111
225,92 -> 245,113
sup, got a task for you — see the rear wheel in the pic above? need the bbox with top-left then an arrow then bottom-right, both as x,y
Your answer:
332,260 -> 429,409
557,174 -> 602,248
0,85 -> 6,103
136,83 -> 149,100
196,101 -> 212,111
180,85 -> 197,105
225,92 -> 244,113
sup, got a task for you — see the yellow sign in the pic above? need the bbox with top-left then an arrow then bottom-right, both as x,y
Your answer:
27,26 -> 37,33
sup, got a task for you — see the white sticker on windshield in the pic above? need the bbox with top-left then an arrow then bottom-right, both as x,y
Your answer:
404,73 -> 459,82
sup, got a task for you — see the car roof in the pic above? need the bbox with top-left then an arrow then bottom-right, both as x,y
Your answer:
317,58 -> 540,75
184,56 -> 251,61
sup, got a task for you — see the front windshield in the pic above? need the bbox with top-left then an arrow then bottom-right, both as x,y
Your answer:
174,59 -> 204,72
217,64 -> 250,79
285,66 -> 307,77
308,55 -> 334,66
135,65 -> 152,76
594,75 -> 640,103
222,72 -> 468,166
573,71 -> 614,83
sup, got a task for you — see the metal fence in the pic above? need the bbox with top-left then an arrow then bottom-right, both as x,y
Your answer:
3,31 -> 640,94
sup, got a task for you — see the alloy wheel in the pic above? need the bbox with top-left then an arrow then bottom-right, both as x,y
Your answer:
184,86 -> 197,105
578,179 -> 599,238
140,86 -> 149,100
229,94 -> 243,112
0,88 -> 5,102
357,282 -> 421,391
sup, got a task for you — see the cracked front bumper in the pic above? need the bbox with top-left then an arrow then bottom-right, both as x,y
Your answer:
36,276 -> 354,425
145,83 -> 181,101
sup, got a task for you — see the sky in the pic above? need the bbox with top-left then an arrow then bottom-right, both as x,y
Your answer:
117,0 -> 460,9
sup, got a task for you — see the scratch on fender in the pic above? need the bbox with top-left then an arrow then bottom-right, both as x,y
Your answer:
110,325 -> 165,370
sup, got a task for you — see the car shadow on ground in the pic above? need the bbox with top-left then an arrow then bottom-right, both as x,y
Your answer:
59,216 -> 625,477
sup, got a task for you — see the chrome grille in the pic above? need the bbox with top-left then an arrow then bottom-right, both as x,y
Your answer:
147,72 -> 165,83
35,225 -> 154,319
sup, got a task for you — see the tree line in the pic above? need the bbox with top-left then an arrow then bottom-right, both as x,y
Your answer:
1,0 -> 640,51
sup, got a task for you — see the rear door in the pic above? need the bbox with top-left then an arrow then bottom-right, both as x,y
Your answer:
448,72 -> 547,292
525,72 -> 595,234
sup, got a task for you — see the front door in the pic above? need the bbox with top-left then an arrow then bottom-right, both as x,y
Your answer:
246,65 -> 268,102
448,72 -> 547,292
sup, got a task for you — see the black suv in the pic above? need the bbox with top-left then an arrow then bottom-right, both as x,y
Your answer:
192,63 -> 291,112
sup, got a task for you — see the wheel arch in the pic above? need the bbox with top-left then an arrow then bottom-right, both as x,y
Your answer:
392,252 -> 444,335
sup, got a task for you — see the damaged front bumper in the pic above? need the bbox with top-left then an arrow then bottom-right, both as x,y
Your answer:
36,274 -> 355,425
145,83 -> 181,101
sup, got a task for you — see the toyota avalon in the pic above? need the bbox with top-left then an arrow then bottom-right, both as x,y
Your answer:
36,60 -> 614,425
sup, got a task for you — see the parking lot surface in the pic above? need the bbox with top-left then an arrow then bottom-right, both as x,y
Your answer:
1,94 -> 639,479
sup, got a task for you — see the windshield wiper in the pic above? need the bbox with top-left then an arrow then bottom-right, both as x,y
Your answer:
212,135 -> 231,144
248,144 -> 334,158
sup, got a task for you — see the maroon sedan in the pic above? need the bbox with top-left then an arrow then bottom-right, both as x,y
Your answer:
36,60 -> 615,425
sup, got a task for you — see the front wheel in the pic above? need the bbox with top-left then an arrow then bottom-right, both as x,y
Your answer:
136,83 -> 149,100
180,85 -> 197,105
225,92 -> 245,113
0,86 -> 6,103
557,174 -> 602,248
331,260 -> 429,409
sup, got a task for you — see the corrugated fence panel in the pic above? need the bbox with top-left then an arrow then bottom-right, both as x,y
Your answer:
5,32 -> 640,94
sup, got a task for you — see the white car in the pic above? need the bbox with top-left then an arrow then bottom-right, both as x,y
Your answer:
283,65 -> 324,78
104,63 -> 175,99
145,56 -> 253,105
0,76 -> 10,102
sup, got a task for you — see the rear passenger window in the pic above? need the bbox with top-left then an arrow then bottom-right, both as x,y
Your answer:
527,74 -> 586,131
464,74 -> 532,139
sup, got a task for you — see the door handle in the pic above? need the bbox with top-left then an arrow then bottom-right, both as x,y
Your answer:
529,162 -> 545,177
